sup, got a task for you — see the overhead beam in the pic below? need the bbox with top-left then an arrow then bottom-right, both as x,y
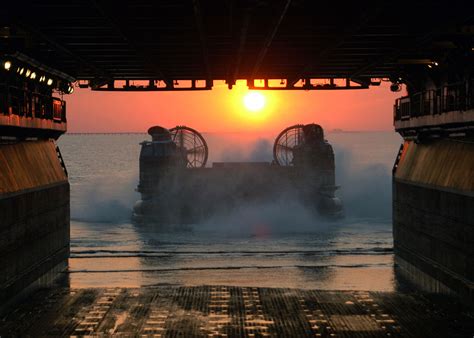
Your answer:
350,13 -> 474,79
250,0 -> 292,80
349,32 -> 437,79
16,22 -> 113,83
92,79 -> 212,91
192,0 -> 212,87
247,77 -> 368,90
90,0 -> 173,88
287,6 -> 382,87
228,8 -> 252,88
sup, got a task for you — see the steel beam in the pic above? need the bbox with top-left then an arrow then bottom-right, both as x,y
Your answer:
287,6 -> 382,87
250,0 -> 292,80
349,12 -> 473,79
192,0 -> 212,88
90,0 -> 173,88
16,23 -> 112,83
247,78 -> 368,90
92,79 -> 212,92
228,9 -> 252,88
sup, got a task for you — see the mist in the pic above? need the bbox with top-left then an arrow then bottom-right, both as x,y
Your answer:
335,148 -> 392,220
69,132 -> 396,226
71,173 -> 139,223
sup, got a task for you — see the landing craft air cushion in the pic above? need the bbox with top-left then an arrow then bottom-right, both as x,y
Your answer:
133,124 -> 343,223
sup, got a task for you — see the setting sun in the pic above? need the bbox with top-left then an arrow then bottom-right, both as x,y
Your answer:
243,92 -> 266,112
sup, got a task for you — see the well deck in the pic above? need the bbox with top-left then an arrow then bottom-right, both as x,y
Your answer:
0,286 -> 472,337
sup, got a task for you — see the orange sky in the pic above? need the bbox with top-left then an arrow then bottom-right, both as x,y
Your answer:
66,81 -> 402,133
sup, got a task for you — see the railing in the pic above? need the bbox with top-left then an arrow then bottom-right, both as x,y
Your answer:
394,80 -> 474,121
0,83 -> 67,123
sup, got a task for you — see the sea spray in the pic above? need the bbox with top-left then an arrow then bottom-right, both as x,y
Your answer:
334,147 -> 392,220
67,132 -> 396,224
71,173 -> 139,223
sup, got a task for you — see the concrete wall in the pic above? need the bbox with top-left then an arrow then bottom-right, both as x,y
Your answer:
0,140 -> 69,310
393,138 -> 474,303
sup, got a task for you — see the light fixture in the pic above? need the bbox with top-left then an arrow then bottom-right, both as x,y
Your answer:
3,60 -> 11,70
5,53 -> 75,92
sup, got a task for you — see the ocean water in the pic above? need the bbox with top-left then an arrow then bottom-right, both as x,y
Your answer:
58,131 -> 403,290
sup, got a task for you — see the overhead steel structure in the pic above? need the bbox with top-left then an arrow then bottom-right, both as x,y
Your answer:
2,0 -> 473,91
0,0 -> 474,309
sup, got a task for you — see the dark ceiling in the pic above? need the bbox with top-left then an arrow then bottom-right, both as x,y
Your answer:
2,1 -> 473,89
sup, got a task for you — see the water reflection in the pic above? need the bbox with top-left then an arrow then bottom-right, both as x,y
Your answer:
68,218 -> 396,291
62,132 -> 402,291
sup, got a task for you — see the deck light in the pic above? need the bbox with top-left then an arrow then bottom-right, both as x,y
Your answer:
47,78 -> 53,86
3,60 -> 11,70
39,75 -> 45,82
67,84 -> 74,94
30,72 -> 36,80
17,67 -> 24,75
25,69 -> 31,77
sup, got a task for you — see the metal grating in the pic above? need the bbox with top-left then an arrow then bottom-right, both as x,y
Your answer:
0,286 -> 472,337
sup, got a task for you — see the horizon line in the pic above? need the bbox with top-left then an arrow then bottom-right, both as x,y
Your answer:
66,129 -> 394,135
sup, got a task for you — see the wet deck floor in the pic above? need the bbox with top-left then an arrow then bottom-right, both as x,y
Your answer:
1,286 -> 472,337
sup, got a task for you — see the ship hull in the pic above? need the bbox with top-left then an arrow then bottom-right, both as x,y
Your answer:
135,164 -> 342,224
